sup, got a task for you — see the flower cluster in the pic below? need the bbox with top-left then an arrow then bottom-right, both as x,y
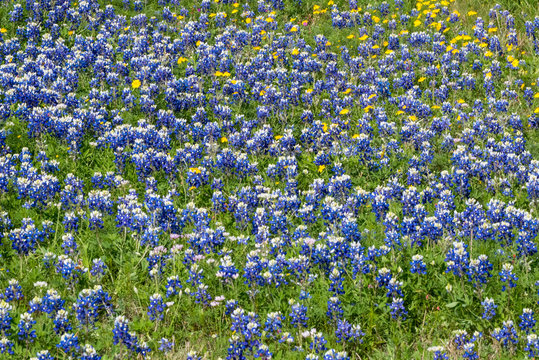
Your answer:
0,0 -> 538,358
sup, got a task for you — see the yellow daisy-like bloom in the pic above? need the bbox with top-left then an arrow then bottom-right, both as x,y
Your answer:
132,79 -> 141,89
0,28 -> 7,33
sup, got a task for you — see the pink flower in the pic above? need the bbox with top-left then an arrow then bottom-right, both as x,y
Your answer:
170,244 -> 183,255
304,238 -> 316,247
194,254 -> 206,262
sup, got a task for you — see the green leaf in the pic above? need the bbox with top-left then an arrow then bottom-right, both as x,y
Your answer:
446,302 -> 459,308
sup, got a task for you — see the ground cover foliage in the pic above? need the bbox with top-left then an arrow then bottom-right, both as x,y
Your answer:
0,0 -> 539,358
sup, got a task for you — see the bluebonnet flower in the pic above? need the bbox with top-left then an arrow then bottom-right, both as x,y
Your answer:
147,246 -> 169,277
322,349 -> 349,360
216,255 -> 240,284
8,218 -> 46,255
18,312 -> 36,343
88,211 -> 104,230
0,338 -> 13,355
186,167 -> 210,189
43,252 -> 56,269
80,344 -> 101,360
326,296 -> 343,323
462,342 -> 478,360
1,279 -> 23,302
9,3 -> 23,22
388,297 -> 407,320
159,338 -> 174,354
42,289 -> 65,317
525,334 -> 539,358
227,334 -> 247,359
166,275 -> 182,297
335,319 -> 364,344
410,254 -> 427,275
0,302 -> 12,336
492,320 -> 518,348
63,211 -> 80,233
466,255 -> 492,287
53,310 -> 72,335
57,333 -> 80,357
308,329 -> 327,354
90,258 -> 107,279
193,284 -> 212,306
74,288 -> 106,328
427,346 -> 449,360
481,298 -> 497,320
299,290 -> 312,301
376,268 -> 392,288
255,344 -> 272,358
186,350 -> 202,360
385,278 -> 404,298
113,316 -> 147,355
289,300 -> 308,328
148,293 -> 166,322
0,0 -> 537,357
33,350 -> 54,360
55,255 -> 87,287
445,241 -> 469,277
61,233 -> 78,255
499,263 -> 518,291
264,312 -> 285,338
228,308 -> 262,356
519,309 -> 536,334
371,191 -> 389,221
225,300 -> 239,317
328,266 -> 345,295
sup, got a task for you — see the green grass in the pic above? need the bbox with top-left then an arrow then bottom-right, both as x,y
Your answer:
0,0 -> 538,359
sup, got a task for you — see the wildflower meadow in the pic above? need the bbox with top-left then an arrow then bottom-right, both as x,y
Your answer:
0,0 -> 538,359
